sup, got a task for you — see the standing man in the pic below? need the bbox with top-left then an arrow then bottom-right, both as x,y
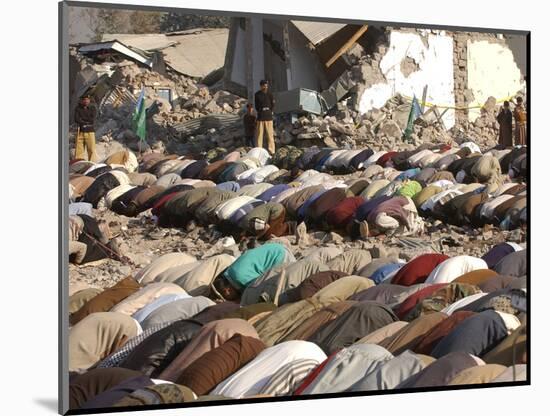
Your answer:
74,94 -> 97,161
496,101 -> 513,147
513,96 -> 527,146
254,80 -> 276,155
243,103 -> 257,147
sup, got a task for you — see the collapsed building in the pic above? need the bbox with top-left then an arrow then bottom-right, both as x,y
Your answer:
68,19 -> 527,161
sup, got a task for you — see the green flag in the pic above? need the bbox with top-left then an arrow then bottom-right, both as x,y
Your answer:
132,87 -> 146,142
404,95 -> 422,141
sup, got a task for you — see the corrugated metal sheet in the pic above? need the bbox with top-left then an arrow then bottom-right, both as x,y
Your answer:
291,21 -> 346,45
102,29 -> 229,78
100,86 -> 137,112
172,113 -> 240,137
79,41 -> 152,67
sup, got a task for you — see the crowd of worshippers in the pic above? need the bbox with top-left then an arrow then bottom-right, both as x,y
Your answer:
68,140 -> 526,262
67,241 -> 527,410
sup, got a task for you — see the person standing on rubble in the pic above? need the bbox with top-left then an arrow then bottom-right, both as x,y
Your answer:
513,96 -> 527,146
497,101 -> 513,147
243,103 -> 257,147
254,80 -> 276,155
74,94 -> 97,161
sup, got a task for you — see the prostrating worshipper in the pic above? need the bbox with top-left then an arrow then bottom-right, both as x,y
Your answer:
134,252 -> 197,285
346,350 -> 427,392
70,276 -> 141,325
403,283 -> 481,321
171,254 -> 235,296
391,253 -> 449,286
447,364 -> 507,385
439,293 -> 488,315
69,368 -> 147,410
453,269 -> 498,286
240,259 -> 329,306
175,334 -> 266,396
212,243 -> 294,302
118,319 -> 203,377
255,276 -> 373,346
482,324 -> 527,367
308,301 -> 398,355
69,312 -> 140,372
281,301 -> 357,342
189,302 -> 241,325
395,351 -> 479,389
425,255 -> 488,284
414,311 -> 477,355
377,312 -> 448,355
69,287 -> 102,314
296,344 -> 393,394
492,249 -> 526,277
280,270 -> 349,305
349,284 -> 409,305
139,296 -> 215,330
355,321 -> 409,345
238,202 -> 295,240
210,340 -> 326,398
430,310 -> 515,358
326,249 -> 372,275
158,319 -> 260,382
131,292 -> 192,324
394,283 -> 449,320
110,282 -> 187,316
113,383 -> 197,407
257,358 -> 321,396
78,373 -> 153,410
366,196 -> 423,236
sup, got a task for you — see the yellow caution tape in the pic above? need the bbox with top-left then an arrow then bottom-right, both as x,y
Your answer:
401,94 -> 517,111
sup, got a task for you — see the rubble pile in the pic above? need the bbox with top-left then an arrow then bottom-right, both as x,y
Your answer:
70,35 -> 513,165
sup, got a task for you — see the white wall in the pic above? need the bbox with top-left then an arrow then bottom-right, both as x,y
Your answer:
467,40 -> 525,121
359,31 -> 456,129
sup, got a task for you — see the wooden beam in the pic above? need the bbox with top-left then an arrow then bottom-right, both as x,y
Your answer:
325,24 -> 369,68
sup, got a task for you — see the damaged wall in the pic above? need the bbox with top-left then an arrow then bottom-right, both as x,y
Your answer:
466,39 -> 525,121
288,23 -> 326,92
358,30 -> 456,129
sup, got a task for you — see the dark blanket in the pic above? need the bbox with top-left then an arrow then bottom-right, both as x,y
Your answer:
482,243 -> 516,269
492,250 -> 526,277
308,301 -> 398,354
119,320 -> 203,378
414,311 -> 477,355
180,160 -> 208,179
80,376 -> 153,410
82,172 -> 121,207
69,368 -> 144,409
431,310 -> 508,358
